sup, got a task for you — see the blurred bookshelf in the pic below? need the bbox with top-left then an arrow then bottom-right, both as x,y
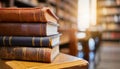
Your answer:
97,0 -> 120,41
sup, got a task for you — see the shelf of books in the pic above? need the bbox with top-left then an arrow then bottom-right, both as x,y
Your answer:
97,0 -> 120,41
57,0 -> 78,45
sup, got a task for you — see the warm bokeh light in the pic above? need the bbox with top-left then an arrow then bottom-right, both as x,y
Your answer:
102,8 -> 107,15
90,0 -> 97,26
77,0 -> 90,31
78,0 -> 97,31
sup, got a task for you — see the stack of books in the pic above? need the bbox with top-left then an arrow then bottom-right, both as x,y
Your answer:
0,7 -> 60,63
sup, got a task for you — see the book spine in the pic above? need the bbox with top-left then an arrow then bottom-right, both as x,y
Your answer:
0,8 -> 47,22
0,47 -> 52,62
0,36 -> 52,47
0,23 -> 47,36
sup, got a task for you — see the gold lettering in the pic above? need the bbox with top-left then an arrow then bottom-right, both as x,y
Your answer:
40,38 -> 42,46
32,37 -> 35,46
9,36 -> 12,46
3,36 -> 6,46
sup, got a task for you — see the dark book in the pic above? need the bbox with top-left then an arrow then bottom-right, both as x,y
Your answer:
0,46 -> 59,62
0,35 -> 60,47
0,22 -> 58,36
0,7 -> 59,23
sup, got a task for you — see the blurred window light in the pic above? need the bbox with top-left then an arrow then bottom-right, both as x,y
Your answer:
77,0 -> 90,31
90,0 -> 97,26
102,8 -> 107,15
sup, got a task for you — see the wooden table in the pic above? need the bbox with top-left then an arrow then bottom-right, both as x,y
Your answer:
0,53 -> 88,69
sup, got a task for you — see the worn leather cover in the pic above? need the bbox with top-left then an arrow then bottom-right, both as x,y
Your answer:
0,23 -> 58,36
0,7 -> 59,23
0,46 -> 59,62
0,35 -> 60,47
0,53 -> 88,69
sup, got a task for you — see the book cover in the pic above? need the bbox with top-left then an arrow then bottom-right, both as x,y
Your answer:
0,34 -> 60,47
0,22 -> 58,36
0,7 -> 59,23
0,46 -> 59,62
0,53 -> 88,69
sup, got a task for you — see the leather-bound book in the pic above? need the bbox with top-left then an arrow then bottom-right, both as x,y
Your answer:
0,46 -> 59,63
0,35 -> 60,47
0,53 -> 88,69
0,7 -> 59,23
0,22 -> 58,36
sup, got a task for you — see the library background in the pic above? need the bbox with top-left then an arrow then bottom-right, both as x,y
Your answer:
0,0 -> 120,69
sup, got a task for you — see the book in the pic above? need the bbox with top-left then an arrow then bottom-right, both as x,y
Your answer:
0,22 -> 58,36
0,46 -> 59,62
0,35 -> 60,47
0,53 -> 88,69
0,7 -> 59,23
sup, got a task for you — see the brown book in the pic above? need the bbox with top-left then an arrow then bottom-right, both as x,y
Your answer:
0,46 -> 59,63
0,53 -> 88,69
0,22 -> 58,36
0,7 -> 59,23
